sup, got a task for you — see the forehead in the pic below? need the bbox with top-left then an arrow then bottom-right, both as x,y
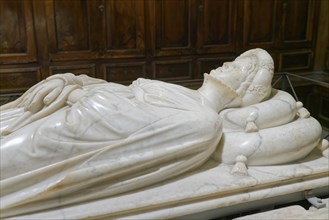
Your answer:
235,55 -> 256,63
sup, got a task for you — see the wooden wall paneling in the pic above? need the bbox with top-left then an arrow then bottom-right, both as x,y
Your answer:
0,0 -> 324,98
277,0 -> 318,48
242,0 -> 277,50
151,0 -> 196,57
0,67 -> 41,93
44,0 -> 99,61
144,0 -> 154,59
152,58 -> 193,81
49,63 -> 96,77
0,0 -> 37,64
32,0 -> 50,79
314,0 -> 329,71
279,50 -> 313,72
196,0 -> 237,54
100,0 -> 146,59
102,61 -> 147,84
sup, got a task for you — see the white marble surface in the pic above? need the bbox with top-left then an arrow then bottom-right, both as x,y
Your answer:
1,49 -> 328,219
3,148 -> 327,219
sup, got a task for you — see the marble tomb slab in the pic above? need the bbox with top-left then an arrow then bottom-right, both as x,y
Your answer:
5,148 -> 328,219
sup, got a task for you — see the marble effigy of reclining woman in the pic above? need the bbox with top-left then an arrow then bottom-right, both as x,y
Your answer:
0,48 -> 328,217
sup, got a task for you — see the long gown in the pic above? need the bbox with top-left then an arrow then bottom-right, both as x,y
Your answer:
0,78 -> 222,215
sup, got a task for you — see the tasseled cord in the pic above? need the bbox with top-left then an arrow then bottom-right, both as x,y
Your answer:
318,139 -> 329,158
231,155 -> 248,176
296,101 -> 310,118
245,111 -> 258,133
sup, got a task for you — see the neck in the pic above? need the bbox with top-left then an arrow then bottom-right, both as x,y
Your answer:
198,74 -> 240,112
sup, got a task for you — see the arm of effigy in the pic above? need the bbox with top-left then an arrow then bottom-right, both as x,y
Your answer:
65,74 -> 107,105
0,73 -> 106,136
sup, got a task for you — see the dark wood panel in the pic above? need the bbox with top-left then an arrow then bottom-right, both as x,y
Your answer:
103,62 -> 146,83
279,51 -> 312,71
0,0 -> 36,63
278,0 -> 317,47
197,0 -> 236,53
54,0 -> 90,51
242,0 -> 276,49
49,64 -> 96,77
0,0 -> 322,94
153,59 -> 192,80
282,0 -> 309,41
0,67 -> 41,93
101,0 -> 145,58
45,0 -> 99,60
32,0 -> 50,77
153,0 -> 195,56
314,0 -> 329,71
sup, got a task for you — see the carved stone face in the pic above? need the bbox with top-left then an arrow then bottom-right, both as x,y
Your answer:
209,56 -> 257,91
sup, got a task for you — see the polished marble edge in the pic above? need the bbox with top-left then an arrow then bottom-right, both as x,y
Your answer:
119,176 -> 329,220
7,152 -> 328,219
